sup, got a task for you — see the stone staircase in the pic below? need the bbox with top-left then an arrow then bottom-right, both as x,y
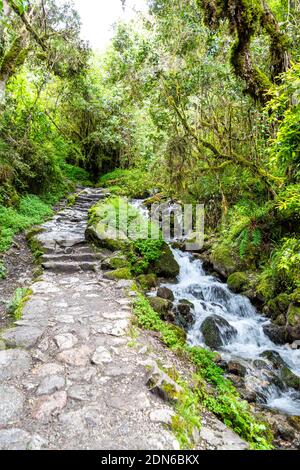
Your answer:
37,188 -> 107,274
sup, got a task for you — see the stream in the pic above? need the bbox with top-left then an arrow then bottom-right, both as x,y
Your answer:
132,199 -> 300,417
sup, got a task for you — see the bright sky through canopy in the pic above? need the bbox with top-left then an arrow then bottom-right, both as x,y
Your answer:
72,0 -> 148,51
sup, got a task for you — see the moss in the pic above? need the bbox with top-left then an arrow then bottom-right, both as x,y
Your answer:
211,243 -> 241,277
102,254 -> 129,270
287,303 -> 300,327
149,296 -> 173,317
104,267 -> 132,280
227,272 -> 249,292
26,227 -> 45,263
136,273 -> 158,290
0,261 -> 7,280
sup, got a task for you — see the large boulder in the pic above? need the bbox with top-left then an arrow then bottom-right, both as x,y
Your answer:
200,315 -> 238,350
287,303 -> 300,341
85,223 -> 128,252
263,324 -> 289,345
154,243 -> 180,279
103,268 -> 132,280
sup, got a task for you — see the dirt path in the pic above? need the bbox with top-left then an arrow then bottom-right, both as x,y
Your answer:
0,188 -> 248,450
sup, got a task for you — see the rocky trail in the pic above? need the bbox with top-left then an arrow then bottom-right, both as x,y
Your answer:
0,188 -> 248,450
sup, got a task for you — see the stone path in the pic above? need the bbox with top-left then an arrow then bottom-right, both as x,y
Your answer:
0,188 -> 248,450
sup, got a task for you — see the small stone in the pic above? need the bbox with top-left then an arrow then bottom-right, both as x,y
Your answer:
0,349 -> 31,381
54,333 -> 78,351
36,375 -> 66,395
0,385 -> 24,426
91,346 -> 112,365
145,360 -> 183,403
57,346 -> 92,366
32,391 -> 68,420
150,408 -> 174,425
32,363 -> 64,377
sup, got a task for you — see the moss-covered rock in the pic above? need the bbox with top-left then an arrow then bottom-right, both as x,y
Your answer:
287,303 -> 300,327
102,253 -> 129,270
211,244 -> 243,278
227,272 -> 249,293
85,223 -> 128,252
154,243 -> 180,279
149,297 -> 173,321
103,268 -> 132,280
136,274 -> 158,290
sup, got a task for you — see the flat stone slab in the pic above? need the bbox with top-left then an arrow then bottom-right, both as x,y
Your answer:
0,385 -> 24,426
2,326 -> 44,349
0,349 -> 31,381
32,391 -> 68,421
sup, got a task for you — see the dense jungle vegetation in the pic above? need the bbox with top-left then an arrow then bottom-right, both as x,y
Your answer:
0,0 -> 299,449
0,0 -> 299,321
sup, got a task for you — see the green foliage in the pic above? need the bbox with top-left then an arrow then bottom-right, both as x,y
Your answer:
99,168 -> 155,198
133,294 -> 273,449
0,195 -> 53,252
0,260 -> 7,279
7,287 -> 31,320
90,196 -> 164,275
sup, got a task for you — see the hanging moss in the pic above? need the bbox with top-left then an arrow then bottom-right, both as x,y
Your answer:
197,0 -> 290,104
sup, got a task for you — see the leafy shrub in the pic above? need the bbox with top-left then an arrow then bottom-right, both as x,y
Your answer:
0,195 -> 53,252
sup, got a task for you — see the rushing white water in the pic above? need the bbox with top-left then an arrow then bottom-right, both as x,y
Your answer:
164,249 -> 300,416
131,198 -> 300,416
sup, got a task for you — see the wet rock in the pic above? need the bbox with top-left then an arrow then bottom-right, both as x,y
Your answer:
200,315 -> 238,350
261,350 -> 300,391
263,324 -> 288,345
188,284 -> 204,300
157,287 -> 175,302
227,361 -> 247,377
0,385 -> 24,426
274,314 -> 286,326
149,297 -> 174,322
291,340 -> 300,350
154,243 -> 180,279
0,349 -> 31,381
175,299 -> 194,329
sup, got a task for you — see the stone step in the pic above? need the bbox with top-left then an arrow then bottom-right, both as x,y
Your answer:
42,261 -> 97,273
42,253 -> 102,263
